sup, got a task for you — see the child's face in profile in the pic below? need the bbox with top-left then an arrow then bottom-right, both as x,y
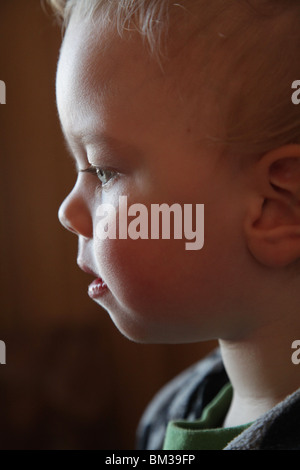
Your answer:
57,14 -> 255,344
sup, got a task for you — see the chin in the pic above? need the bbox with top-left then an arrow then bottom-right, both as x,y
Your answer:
95,296 -> 159,343
110,315 -> 162,344
107,311 -> 202,344
99,297 -> 214,344
104,309 -> 166,343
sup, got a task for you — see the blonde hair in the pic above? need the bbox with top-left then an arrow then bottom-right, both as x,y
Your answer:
46,0 -> 172,56
46,0 -> 300,156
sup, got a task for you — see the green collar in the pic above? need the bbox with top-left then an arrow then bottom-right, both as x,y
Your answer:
163,383 -> 252,450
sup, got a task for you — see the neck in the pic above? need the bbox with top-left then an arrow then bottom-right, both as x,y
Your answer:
219,320 -> 300,428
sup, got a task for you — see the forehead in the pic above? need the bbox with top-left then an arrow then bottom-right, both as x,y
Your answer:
56,14 -> 167,134
55,10 -> 227,158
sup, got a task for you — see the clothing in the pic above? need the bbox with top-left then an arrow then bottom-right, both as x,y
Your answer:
163,383 -> 252,450
136,348 -> 300,450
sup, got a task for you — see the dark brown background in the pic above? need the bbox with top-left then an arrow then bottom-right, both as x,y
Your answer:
0,0 -> 217,450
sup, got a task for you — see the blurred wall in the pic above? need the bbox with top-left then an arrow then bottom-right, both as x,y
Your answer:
0,0 -> 217,450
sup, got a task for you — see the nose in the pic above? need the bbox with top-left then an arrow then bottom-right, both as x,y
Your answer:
58,187 -> 93,239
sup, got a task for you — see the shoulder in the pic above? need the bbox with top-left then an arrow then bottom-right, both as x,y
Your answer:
136,348 -> 228,450
226,386 -> 300,450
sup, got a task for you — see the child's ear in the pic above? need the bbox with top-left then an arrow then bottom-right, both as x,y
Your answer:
245,144 -> 300,268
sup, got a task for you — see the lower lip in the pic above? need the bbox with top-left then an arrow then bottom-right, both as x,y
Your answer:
88,278 -> 108,299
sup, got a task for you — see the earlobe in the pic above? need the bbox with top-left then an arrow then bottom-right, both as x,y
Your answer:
244,145 -> 300,268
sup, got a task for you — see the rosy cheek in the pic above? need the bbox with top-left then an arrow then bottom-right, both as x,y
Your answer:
94,236 -> 158,307
95,234 -> 186,313
101,237 -> 146,282
94,237 -> 139,291
92,200 -> 205,312
92,204 -> 146,288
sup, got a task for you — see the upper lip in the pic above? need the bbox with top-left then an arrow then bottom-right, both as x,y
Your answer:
77,262 -> 99,279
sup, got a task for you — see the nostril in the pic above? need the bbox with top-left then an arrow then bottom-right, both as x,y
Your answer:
64,221 -> 78,235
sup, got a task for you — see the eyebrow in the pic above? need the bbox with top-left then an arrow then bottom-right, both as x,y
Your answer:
61,128 -> 141,165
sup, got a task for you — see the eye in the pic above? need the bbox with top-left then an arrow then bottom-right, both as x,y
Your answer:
79,166 -> 116,186
95,168 -> 115,185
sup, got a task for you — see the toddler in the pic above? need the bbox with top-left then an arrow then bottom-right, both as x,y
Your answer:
47,0 -> 300,450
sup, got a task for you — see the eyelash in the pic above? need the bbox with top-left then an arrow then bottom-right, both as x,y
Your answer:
79,166 -> 116,186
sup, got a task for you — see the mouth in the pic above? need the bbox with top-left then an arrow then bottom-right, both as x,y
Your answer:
78,263 -> 108,299
88,277 -> 108,299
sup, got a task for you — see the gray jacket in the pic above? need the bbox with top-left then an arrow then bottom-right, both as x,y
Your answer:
136,349 -> 300,450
